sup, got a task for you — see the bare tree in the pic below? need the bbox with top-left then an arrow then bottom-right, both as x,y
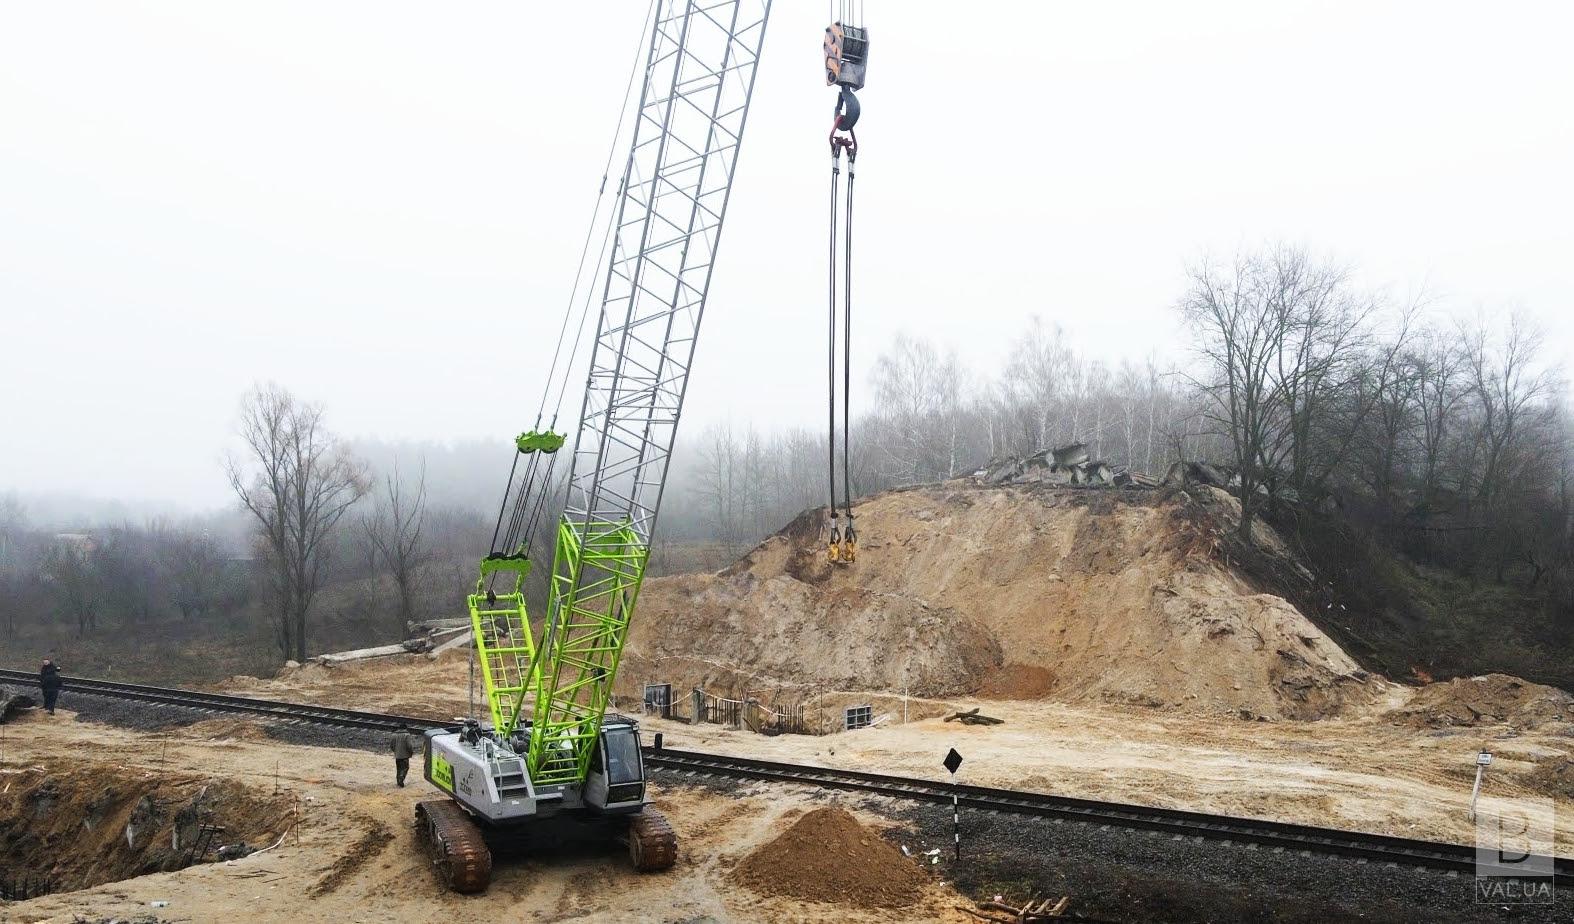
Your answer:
870,334 -> 968,482
42,540 -> 98,637
1001,317 -> 1074,452
1179,252 -> 1295,540
1461,312 -> 1556,507
227,384 -> 368,662
694,422 -> 747,555
0,494 -> 26,638
155,523 -> 225,621
97,525 -> 160,626
1410,325 -> 1467,498
361,459 -> 430,640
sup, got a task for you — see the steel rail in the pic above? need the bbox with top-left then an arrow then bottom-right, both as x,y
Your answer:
0,668 -> 449,732
4,669 -> 1567,885
644,748 -> 1572,886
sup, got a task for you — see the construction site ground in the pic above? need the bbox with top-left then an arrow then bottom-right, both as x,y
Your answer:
0,704 -> 975,924
6,693 -> 1570,924
221,653 -> 1574,855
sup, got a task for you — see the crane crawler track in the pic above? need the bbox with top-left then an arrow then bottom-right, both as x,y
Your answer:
627,807 -> 677,871
9,669 -> 1568,887
415,799 -> 492,893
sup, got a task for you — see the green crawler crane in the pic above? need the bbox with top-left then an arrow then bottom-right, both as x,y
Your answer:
414,0 -> 775,894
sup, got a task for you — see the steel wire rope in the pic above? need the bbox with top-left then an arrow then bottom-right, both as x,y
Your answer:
842,149 -> 855,524
827,149 -> 842,521
487,0 -> 656,570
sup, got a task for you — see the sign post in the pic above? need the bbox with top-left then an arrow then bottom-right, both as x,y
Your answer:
943,747 -> 964,861
1469,750 -> 1492,821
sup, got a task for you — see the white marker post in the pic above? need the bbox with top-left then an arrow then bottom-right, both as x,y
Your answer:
1469,749 -> 1491,821
943,747 -> 964,861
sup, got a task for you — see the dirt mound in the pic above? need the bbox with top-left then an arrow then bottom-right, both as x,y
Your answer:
1389,674 -> 1574,729
732,806 -> 926,908
186,717 -> 274,741
627,483 -> 1384,720
0,760 -> 294,894
1525,758 -> 1574,801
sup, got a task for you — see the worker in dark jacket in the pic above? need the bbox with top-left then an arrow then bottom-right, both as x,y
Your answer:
390,724 -> 421,787
38,659 -> 63,715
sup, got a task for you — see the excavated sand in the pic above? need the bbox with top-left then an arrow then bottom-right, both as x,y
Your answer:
732,805 -> 928,908
1388,673 -> 1574,729
624,483 -> 1384,721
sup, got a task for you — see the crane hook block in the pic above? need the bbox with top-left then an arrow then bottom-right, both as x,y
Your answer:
824,22 -> 869,90
515,430 -> 566,454
834,86 -> 861,132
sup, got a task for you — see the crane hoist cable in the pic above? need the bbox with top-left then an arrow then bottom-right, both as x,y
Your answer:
824,16 -> 866,564
480,0 -> 657,597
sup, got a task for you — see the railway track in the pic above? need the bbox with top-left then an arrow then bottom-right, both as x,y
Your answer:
648,748 -> 1573,886
4,668 -> 1568,886
0,668 -> 431,733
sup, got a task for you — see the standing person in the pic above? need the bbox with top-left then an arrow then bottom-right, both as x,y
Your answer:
38,658 -> 63,715
390,724 -> 420,787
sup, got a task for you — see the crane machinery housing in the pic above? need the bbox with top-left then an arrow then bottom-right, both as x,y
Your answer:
410,1 -> 871,894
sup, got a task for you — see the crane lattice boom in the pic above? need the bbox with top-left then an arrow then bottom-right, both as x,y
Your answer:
523,0 -> 773,786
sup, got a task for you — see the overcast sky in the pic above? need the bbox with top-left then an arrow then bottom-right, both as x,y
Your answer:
2,1 -> 1570,513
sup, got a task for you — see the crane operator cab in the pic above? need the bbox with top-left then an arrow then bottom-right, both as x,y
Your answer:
584,717 -> 647,811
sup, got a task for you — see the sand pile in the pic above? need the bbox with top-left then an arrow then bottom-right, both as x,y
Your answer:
625,483 -> 1382,720
1388,674 -> 1574,729
732,806 -> 926,908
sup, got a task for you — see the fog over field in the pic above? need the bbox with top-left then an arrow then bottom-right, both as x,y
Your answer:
2,1 -> 1570,517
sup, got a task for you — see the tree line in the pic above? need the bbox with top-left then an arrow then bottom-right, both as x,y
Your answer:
2,242 -> 1566,669
675,244 -> 1569,609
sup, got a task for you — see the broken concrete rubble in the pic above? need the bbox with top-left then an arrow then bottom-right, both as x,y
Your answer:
1,685 -> 38,723
314,627 -> 468,666
981,442 -> 1141,488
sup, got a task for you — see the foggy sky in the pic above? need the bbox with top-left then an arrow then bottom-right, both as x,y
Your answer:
3,1 -> 1570,513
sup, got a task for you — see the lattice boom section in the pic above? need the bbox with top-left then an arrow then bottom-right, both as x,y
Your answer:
529,0 -> 771,786
467,591 -> 536,736
528,519 -> 647,785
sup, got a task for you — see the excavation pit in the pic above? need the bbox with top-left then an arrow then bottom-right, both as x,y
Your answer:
0,759 -> 294,899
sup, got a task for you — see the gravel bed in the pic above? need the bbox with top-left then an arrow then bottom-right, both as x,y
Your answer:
882,797 -> 1570,923
651,772 -> 1567,923
50,689 -> 393,752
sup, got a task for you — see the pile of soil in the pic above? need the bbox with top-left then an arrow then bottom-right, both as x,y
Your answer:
732,806 -> 927,908
1525,758 -> 1574,801
185,717 -> 274,741
625,483 -> 1383,720
1388,674 -> 1574,729
0,760 -> 293,893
